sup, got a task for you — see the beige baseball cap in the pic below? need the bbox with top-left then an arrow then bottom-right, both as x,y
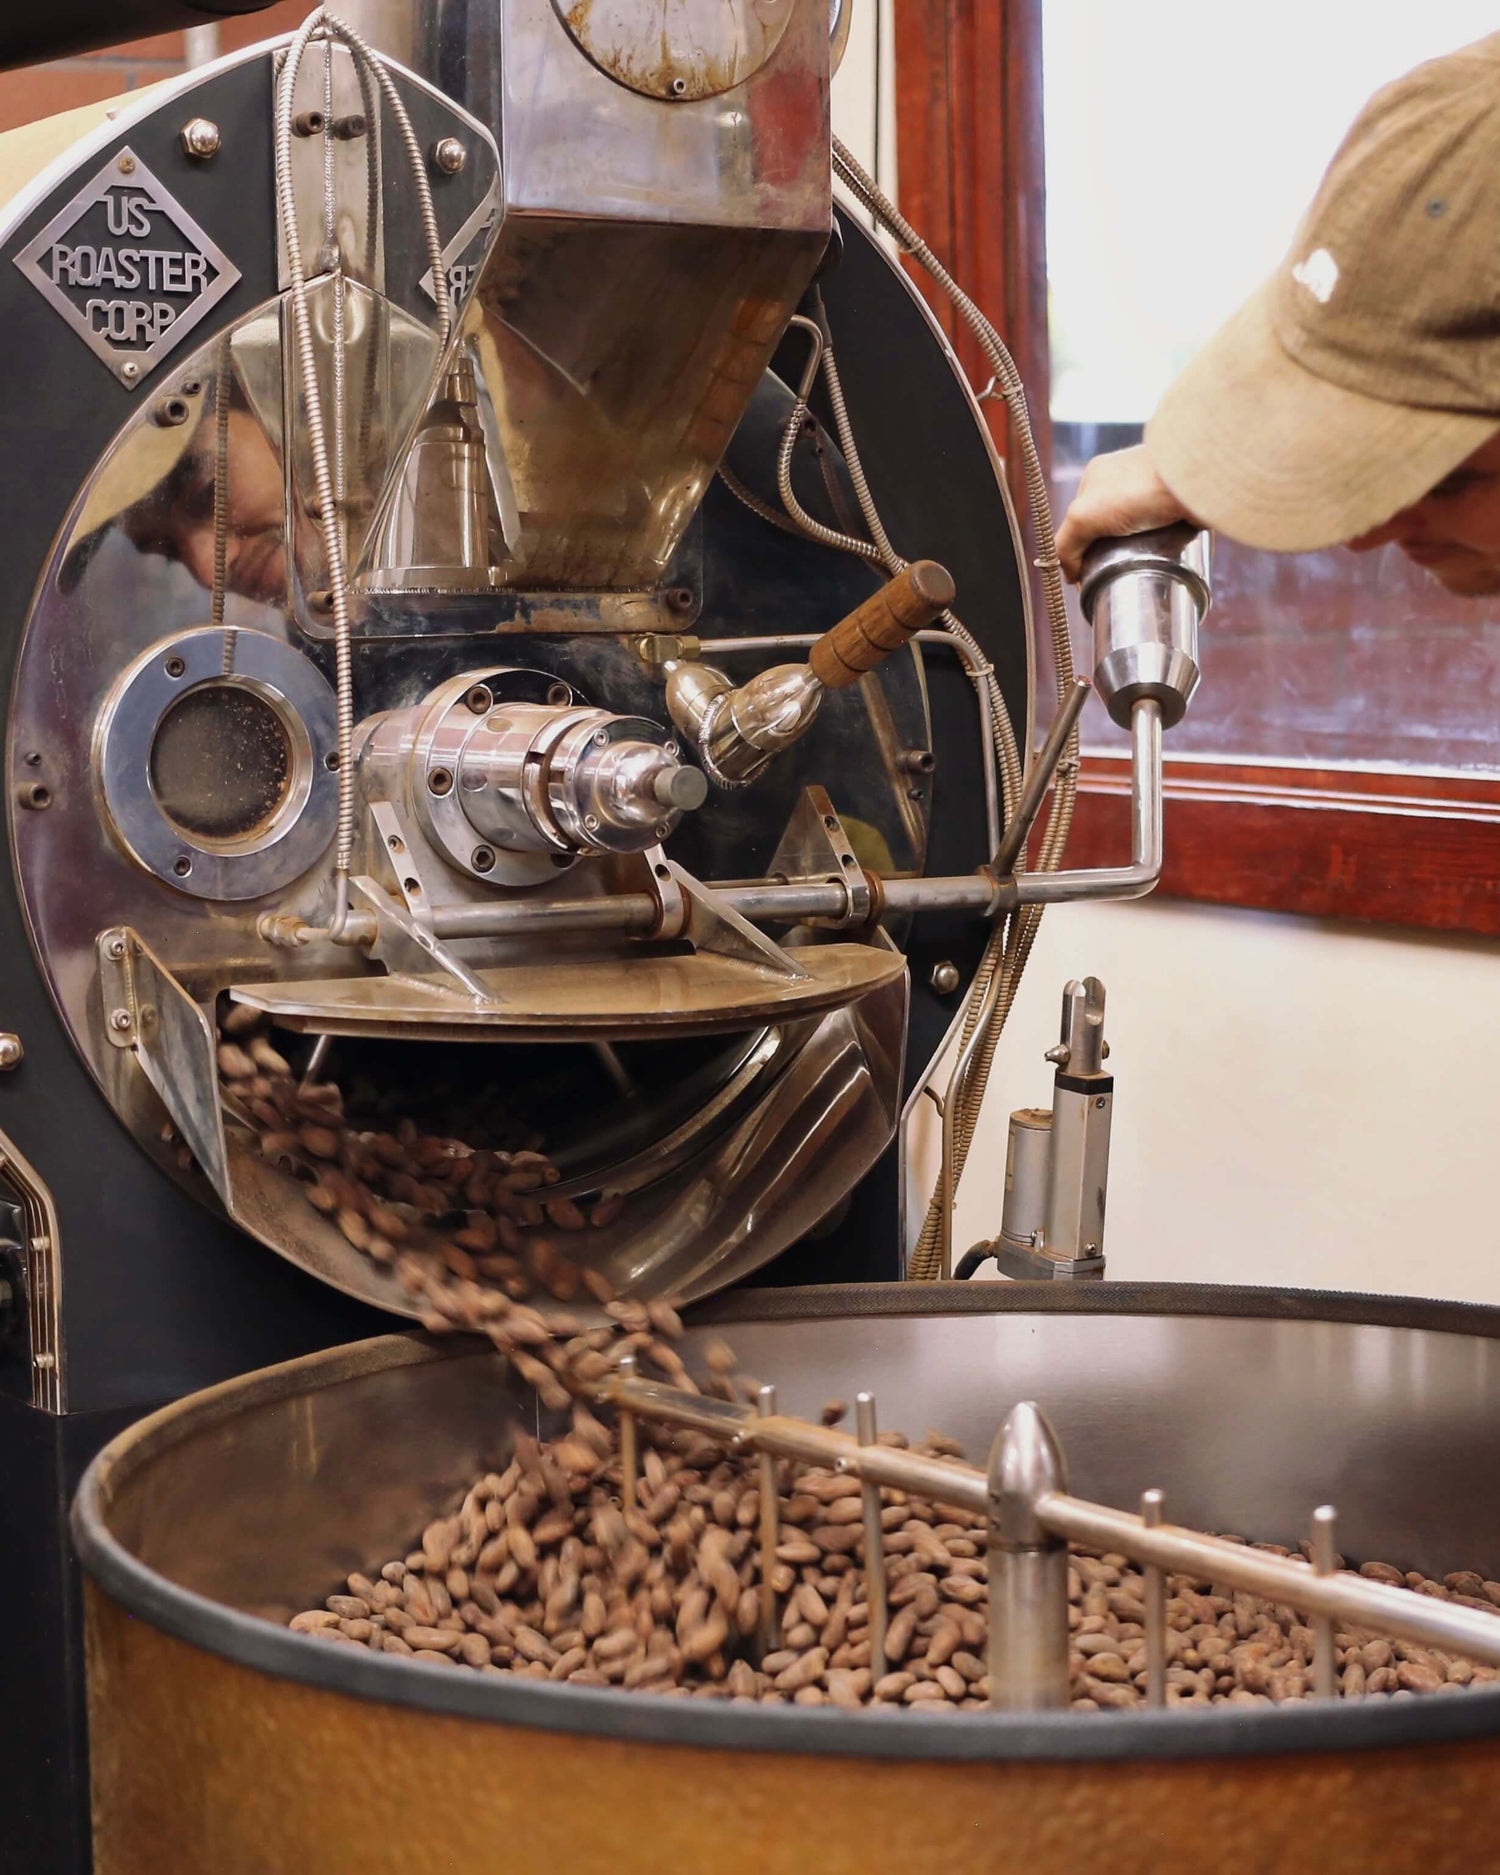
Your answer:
1147,32 -> 1500,552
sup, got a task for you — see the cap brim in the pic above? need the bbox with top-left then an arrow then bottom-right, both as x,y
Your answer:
1146,282 -> 1500,553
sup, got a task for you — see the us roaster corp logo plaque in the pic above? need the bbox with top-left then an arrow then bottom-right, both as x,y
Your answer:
14,148 -> 241,387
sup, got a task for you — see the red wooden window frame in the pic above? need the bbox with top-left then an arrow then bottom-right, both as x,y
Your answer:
893,0 -> 1500,938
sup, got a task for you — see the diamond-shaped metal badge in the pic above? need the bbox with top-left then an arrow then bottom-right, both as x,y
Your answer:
14,147 -> 241,388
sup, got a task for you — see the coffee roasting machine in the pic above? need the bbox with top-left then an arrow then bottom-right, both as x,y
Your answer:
40,5 -> 1500,1872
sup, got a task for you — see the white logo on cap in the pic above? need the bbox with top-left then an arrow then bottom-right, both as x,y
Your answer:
1291,247 -> 1339,305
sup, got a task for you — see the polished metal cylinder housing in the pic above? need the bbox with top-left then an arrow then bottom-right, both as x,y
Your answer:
1079,522 -> 1209,730
475,703 -> 704,855
998,1107 -> 1051,1254
364,669 -> 704,879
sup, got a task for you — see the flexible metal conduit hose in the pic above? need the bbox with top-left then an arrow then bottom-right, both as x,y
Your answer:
271,8 -> 451,940
827,139 -> 1080,1281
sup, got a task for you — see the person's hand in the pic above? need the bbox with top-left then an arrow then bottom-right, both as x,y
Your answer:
1053,444 -> 1197,582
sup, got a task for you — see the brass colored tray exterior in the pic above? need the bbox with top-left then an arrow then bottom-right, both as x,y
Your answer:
85,1581 -> 1500,1875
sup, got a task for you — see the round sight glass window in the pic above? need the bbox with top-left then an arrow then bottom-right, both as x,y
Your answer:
149,681 -> 294,844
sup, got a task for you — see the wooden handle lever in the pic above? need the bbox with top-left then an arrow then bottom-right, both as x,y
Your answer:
808,560 -> 956,690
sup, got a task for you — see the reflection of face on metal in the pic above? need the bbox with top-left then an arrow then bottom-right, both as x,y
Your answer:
13,148 -> 241,387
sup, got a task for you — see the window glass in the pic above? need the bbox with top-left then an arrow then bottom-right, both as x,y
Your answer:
1043,2 -> 1500,770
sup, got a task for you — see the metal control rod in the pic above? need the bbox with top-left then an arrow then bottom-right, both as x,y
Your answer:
1011,698 -> 1163,905
991,680 -> 1091,877
594,1371 -> 1500,1709
421,873 -> 1007,942
1032,1493 -> 1500,1669
301,868 -> 1008,950
286,663 -> 1154,953
436,700 -> 1158,942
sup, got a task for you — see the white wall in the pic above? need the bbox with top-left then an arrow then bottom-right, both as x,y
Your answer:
829,0 -> 897,205
910,900 -> 1500,1304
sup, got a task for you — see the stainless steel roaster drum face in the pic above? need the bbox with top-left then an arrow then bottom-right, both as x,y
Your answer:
95,625 -> 339,901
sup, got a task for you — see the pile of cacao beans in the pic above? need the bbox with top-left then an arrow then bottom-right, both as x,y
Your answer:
288,1317 -> 1500,1711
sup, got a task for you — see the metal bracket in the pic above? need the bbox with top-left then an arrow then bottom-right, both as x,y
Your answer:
99,926 -> 231,1198
767,785 -> 872,925
367,798 -> 444,927
641,843 -> 687,940
98,926 -> 142,1049
661,858 -> 812,981
349,874 -> 501,1004
987,1239 -> 1106,1283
